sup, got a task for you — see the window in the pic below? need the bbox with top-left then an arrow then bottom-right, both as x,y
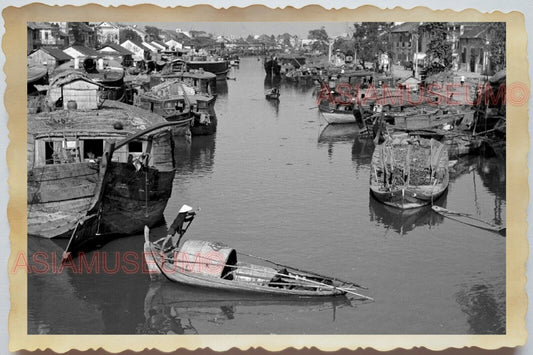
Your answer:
128,141 -> 143,153
45,141 -> 54,164
83,139 -> 104,160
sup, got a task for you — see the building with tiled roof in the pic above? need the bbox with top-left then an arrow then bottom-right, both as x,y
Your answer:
63,45 -> 100,59
28,47 -> 73,74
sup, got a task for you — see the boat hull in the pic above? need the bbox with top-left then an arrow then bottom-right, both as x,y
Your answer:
144,242 -> 345,297
370,137 -> 449,210
319,110 -> 358,124
186,61 -> 230,81
369,185 -> 448,209
98,163 -> 175,234
28,162 -> 100,239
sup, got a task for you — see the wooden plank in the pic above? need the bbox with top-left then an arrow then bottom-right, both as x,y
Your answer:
29,183 -> 95,203
29,163 -> 98,181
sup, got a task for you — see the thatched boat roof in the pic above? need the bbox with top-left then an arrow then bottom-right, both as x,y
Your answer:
49,70 -> 105,89
28,100 -> 168,140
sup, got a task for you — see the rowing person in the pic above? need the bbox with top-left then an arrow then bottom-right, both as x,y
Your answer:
161,205 -> 196,251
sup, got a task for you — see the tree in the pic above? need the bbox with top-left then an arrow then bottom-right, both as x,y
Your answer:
144,26 -> 161,42
308,27 -> 329,53
119,28 -> 142,43
420,22 -> 453,73
333,37 -> 355,56
308,27 -> 329,42
69,22 -> 91,46
488,22 -> 505,70
351,22 -> 393,63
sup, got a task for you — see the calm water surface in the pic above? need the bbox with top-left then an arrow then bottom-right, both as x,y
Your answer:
28,57 -> 506,334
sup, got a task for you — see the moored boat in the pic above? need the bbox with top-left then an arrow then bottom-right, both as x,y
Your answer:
151,61 -> 218,96
135,80 -> 217,136
184,56 -> 230,81
143,210 -> 373,300
369,134 -> 449,209
28,83 -> 192,246
53,58 -> 126,101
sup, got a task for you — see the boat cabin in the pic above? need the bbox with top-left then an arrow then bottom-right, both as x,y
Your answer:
47,71 -> 104,110
28,100 -> 176,171
151,62 -> 217,96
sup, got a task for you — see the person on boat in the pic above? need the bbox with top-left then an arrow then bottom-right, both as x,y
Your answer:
162,205 -> 196,250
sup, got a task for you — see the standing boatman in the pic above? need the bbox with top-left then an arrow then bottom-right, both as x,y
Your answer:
162,205 -> 197,251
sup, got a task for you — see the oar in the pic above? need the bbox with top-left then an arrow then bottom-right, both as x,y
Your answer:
282,273 -> 374,301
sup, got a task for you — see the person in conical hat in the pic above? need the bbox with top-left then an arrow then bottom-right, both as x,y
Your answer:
162,205 -> 196,250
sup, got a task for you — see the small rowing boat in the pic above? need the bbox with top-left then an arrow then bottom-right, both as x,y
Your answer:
144,208 -> 373,300
431,206 -> 506,235
265,88 -> 280,100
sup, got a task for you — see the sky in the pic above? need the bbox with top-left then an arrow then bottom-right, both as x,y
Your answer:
130,22 -> 353,38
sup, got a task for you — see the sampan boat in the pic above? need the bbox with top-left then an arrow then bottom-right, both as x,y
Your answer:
265,88 -> 280,100
370,134 -> 449,209
144,210 -> 373,300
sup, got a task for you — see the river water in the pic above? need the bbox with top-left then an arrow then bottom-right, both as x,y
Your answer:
27,57 -> 506,335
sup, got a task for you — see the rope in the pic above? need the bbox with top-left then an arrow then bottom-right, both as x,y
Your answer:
144,169 -> 149,217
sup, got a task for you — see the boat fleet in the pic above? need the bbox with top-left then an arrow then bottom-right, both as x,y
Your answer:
27,50 -> 505,302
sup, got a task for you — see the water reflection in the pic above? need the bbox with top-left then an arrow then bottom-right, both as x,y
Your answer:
317,124 -> 359,144
264,74 -> 281,90
138,281 -> 352,334
449,154 -> 506,226
368,195 -> 446,236
27,237 -> 106,334
174,134 -> 216,176
455,281 -> 505,334
351,134 -> 375,169
216,79 -> 228,97
268,98 -> 280,116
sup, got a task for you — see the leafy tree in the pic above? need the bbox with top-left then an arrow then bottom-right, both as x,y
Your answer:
351,22 -> 393,63
488,22 -> 505,70
420,22 -> 453,73
144,26 -> 161,42
308,27 -> 329,42
119,28 -> 142,43
308,27 -> 329,53
333,37 -> 355,56
69,22 -> 91,46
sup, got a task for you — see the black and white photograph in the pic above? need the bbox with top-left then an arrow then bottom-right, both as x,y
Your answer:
22,18 -> 510,338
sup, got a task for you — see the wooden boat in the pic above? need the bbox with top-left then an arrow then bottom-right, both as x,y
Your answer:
183,56 -> 230,81
53,58 -> 126,101
382,106 -> 468,131
318,104 -> 360,124
28,93 -> 192,244
143,211 -> 373,300
431,206 -> 506,235
370,134 -> 450,209
265,88 -> 280,100
264,57 -> 281,76
135,80 -> 217,136
151,63 -> 218,96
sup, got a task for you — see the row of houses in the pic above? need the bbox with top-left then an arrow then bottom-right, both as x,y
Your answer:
28,39 -> 189,75
389,22 -> 502,74
27,22 -> 196,55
